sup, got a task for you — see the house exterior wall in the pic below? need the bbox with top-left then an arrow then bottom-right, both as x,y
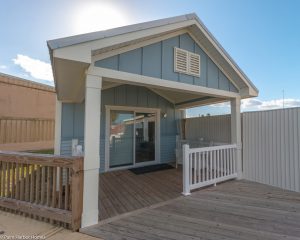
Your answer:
60,85 -> 177,172
95,33 -> 238,93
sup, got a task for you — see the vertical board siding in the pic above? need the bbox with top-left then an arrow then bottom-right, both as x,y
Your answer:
60,85 -> 177,172
185,115 -> 231,143
95,33 -> 237,93
243,108 -> 300,192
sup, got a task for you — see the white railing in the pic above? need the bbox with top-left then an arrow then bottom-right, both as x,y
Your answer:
182,144 -> 238,195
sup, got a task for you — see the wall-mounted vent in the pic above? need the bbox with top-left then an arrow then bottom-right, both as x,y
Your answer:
174,47 -> 200,77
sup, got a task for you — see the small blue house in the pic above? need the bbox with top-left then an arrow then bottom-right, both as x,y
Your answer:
48,13 -> 258,228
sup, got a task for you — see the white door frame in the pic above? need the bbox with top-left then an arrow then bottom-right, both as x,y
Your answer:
105,105 -> 161,172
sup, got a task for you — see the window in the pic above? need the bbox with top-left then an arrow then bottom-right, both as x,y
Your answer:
174,47 -> 200,77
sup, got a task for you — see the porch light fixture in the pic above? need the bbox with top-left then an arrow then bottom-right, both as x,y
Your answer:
162,113 -> 167,118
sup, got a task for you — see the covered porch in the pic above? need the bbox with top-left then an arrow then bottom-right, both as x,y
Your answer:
79,72 -> 243,226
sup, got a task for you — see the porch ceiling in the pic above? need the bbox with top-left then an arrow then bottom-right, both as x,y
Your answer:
101,78 -> 228,109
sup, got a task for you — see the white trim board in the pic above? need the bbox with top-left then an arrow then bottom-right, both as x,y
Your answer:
92,29 -> 188,63
88,66 -> 239,99
104,105 -> 161,172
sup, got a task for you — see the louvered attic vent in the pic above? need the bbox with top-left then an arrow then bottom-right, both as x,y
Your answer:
174,47 -> 200,77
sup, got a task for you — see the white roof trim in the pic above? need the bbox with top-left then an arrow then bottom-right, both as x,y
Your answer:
48,13 -> 258,97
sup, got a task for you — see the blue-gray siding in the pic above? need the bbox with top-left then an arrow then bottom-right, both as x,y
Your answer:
60,85 -> 177,172
95,33 -> 238,93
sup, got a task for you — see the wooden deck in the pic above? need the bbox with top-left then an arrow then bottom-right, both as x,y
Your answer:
98,167 -> 182,221
83,179 -> 300,240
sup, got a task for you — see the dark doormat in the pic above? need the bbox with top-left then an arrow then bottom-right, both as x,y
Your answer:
130,164 -> 174,175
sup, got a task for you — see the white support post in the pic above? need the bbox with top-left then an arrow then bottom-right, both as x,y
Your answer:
182,144 -> 191,196
231,97 -> 242,180
81,75 -> 102,228
54,98 -> 62,190
54,98 -> 62,155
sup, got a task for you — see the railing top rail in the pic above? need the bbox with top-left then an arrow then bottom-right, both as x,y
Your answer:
186,144 -> 237,154
0,151 -> 83,171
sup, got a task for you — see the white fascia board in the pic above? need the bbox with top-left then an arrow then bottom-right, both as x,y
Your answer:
92,29 -> 188,63
88,66 -> 240,99
240,87 -> 259,98
53,20 -> 196,64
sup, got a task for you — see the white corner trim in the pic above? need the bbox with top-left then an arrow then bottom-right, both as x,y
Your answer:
88,66 -> 240,99
54,98 -> 62,155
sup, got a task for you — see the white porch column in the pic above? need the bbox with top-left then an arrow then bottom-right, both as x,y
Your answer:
54,98 -> 62,155
231,97 -> 242,179
82,75 -> 102,228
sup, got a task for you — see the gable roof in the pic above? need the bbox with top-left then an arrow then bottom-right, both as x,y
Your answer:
48,13 -> 258,100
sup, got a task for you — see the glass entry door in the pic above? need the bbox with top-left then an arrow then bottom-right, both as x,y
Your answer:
109,108 -> 157,169
109,110 -> 134,168
135,112 -> 156,163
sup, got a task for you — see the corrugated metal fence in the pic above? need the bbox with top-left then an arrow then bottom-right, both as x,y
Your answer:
185,107 -> 300,192
242,108 -> 300,192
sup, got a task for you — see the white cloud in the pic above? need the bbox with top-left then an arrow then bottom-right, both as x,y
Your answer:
0,65 -> 7,69
13,54 -> 53,81
258,98 -> 300,110
210,98 -> 300,111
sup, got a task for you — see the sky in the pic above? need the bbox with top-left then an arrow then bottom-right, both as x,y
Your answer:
0,0 -> 300,116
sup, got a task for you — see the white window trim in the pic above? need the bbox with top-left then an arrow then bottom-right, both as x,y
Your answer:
105,105 -> 161,172
174,47 -> 200,77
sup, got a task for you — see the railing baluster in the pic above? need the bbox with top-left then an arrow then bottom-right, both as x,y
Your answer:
25,164 -> 29,201
217,150 -> 220,178
0,162 -> 2,197
11,163 -> 15,198
230,148 -> 233,175
197,152 -> 200,183
7,162 -> 10,198
2,163 -> 6,197
64,168 -> 69,210
213,150 -> 216,180
52,167 -> 57,209
209,151 -> 212,180
20,164 -> 24,201
205,152 -> 207,181
193,153 -> 196,185
226,148 -> 230,176
189,153 -> 192,186
30,165 -> 34,203
16,163 -> 19,199
46,166 -> 51,206
59,167 -> 63,209
41,166 -> 45,204
36,165 -> 40,204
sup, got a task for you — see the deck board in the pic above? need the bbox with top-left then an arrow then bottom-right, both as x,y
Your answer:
85,177 -> 300,240
99,168 -> 182,221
